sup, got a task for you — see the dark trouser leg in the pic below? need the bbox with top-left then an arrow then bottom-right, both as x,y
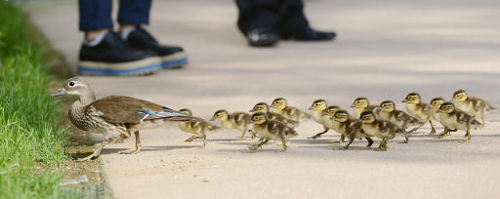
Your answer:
79,0 -> 113,31
235,0 -> 282,34
278,0 -> 335,40
118,0 -> 152,26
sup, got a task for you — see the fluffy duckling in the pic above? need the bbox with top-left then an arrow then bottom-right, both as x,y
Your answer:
51,77 -> 202,161
329,110 -> 373,150
453,89 -> 496,127
178,109 -> 221,147
249,102 -> 299,127
359,111 -> 403,151
270,97 -> 312,123
436,102 -> 482,143
307,99 -> 331,139
429,97 -> 446,123
247,112 -> 298,152
317,105 -> 345,142
428,97 -> 457,135
210,109 -> 254,141
350,97 -> 379,118
402,92 -> 436,134
377,100 -> 424,143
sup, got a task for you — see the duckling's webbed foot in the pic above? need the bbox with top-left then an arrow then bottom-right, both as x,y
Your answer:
339,139 -> 354,150
275,145 -> 288,153
308,132 -> 327,140
436,128 -> 449,139
184,136 -> 198,142
429,126 -> 436,134
458,130 -> 471,143
248,139 -> 269,151
365,137 -> 374,147
399,132 -> 410,144
376,138 -> 389,151
428,120 -> 436,134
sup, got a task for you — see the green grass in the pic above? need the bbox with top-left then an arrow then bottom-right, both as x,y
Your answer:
0,2 -> 69,198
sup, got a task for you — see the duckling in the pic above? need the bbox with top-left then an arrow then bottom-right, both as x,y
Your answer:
436,102 -> 482,143
210,109 -> 254,141
377,100 -> 424,143
247,112 -> 298,152
270,97 -> 312,123
249,102 -> 299,127
329,110 -> 373,150
178,109 -> 221,147
428,97 -> 457,135
307,99 -> 331,139
359,111 -> 403,151
317,105 -> 345,142
51,77 -> 202,161
453,89 -> 497,127
350,97 -> 379,118
402,92 -> 436,134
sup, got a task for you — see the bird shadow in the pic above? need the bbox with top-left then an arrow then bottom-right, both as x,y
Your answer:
290,138 -> 339,145
405,138 -> 467,143
332,146 -> 376,151
68,151 -> 94,160
472,134 -> 500,138
216,148 -> 279,154
100,145 -> 201,155
206,138 -> 240,142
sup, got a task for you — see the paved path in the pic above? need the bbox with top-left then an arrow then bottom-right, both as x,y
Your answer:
24,0 -> 500,198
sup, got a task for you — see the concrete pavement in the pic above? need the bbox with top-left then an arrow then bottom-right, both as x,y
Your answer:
23,0 -> 500,198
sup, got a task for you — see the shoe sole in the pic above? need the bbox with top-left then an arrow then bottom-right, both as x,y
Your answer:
161,51 -> 188,69
78,57 -> 162,76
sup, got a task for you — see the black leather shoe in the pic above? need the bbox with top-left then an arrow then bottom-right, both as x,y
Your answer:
126,27 -> 187,68
278,9 -> 336,41
79,32 -> 161,76
284,28 -> 336,41
246,28 -> 280,47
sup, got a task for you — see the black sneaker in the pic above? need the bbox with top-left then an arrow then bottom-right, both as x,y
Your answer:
78,32 -> 162,76
126,27 -> 188,68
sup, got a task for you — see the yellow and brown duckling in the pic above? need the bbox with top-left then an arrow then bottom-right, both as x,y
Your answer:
402,92 -> 436,134
270,97 -> 312,123
178,109 -> 221,147
247,112 -> 298,152
377,100 -> 424,143
316,105 -> 345,142
436,102 -> 482,143
51,77 -> 202,161
452,89 -> 497,127
428,97 -> 457,135
307,99 -> 332,139
329,110 -> 373,150
249,102 -> 299,127
359,111 -> 403,151
350,97 -> 379,118
210,109 -> 255,141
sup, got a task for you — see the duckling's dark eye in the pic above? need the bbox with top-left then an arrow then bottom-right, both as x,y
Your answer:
68,81 -> 75,87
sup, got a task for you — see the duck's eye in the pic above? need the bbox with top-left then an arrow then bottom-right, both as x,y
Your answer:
68,81 -> 75,87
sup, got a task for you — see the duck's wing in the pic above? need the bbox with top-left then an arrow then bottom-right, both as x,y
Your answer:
88,95 -> 195,124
